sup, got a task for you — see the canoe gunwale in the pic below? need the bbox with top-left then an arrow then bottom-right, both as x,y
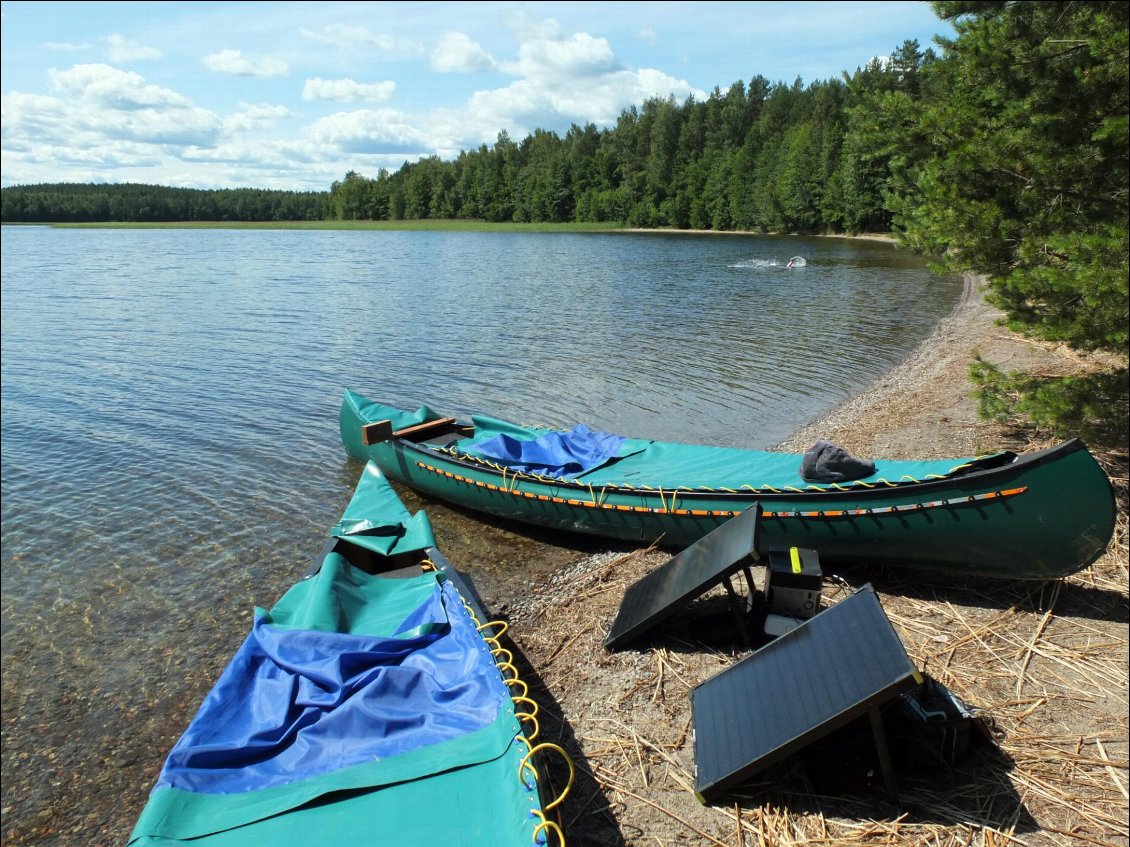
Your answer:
389,436 -> 1087,504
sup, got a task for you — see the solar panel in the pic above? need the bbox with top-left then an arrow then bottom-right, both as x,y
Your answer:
604,505 -> 761,650
692,584 -> 920,803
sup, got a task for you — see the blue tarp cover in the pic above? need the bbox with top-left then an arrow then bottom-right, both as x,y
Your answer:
465,421 -> 627,476
152,569 -> 507,796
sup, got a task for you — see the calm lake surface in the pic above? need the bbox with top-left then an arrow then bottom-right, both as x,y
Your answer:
0,226 -> 960,844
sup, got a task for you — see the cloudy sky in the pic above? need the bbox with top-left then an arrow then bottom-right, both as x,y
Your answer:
1,1 -> 954,192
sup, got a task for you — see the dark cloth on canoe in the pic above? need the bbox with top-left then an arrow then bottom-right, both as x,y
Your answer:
800,440 -> 876,483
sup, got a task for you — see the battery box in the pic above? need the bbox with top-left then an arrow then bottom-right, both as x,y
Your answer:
765,546 -> 823,618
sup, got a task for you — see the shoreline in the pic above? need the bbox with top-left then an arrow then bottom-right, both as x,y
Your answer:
506,268 -> 1129,846
773,270 -> 1000,459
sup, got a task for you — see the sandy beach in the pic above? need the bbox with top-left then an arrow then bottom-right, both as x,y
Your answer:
504,273 -> 1129,847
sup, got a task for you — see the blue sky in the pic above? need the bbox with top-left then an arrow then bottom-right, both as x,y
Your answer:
0,1 -> 954,191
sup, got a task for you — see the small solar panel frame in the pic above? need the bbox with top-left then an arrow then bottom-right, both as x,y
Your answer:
603,504 -> 761,650
691,584 -> 920,803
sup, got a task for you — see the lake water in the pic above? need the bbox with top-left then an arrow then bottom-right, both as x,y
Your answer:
0,226 -> 961,844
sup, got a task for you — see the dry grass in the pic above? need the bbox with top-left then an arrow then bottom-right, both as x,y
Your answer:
507,486 -> 1128,847
502,274 -> 1130,847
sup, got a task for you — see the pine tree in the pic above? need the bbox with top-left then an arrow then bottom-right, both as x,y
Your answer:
893,1 -> 1129,443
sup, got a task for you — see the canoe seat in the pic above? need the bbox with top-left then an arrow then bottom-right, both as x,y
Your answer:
362,417 -> 459,446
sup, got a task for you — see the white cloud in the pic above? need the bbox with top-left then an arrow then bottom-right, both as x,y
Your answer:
308,108 -> 437,154
501,32 -> 621,80
455,29 -> 702,135
106,33 -> 162,62
421,24 -> 702,147
299,24 -> 423,56
431,33 -> 498,73
639,27 -> 658,45
45,41 -> 92,52
223,103 -> 293,133
504,13 -> 564,43
6,65 -> 222,154
302,78 -> 396,103
49,64 -> 192,109
202,49 -> 288,78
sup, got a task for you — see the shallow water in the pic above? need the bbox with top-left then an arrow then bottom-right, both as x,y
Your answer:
0,227 -> 960,844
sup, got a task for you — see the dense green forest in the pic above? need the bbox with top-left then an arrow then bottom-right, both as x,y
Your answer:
0,182 -> 326,223
322,43 -> 931,233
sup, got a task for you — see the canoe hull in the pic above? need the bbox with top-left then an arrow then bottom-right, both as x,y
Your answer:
341,397 -> 1116,580
130,466 -> 553,846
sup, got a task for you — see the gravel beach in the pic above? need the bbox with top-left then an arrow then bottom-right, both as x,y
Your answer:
504,271 -> 1129,847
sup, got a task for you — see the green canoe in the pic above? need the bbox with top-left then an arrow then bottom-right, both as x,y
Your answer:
129,462 -> 568,847
339,390 -> 1116,580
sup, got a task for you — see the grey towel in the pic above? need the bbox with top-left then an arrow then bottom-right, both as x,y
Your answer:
800,440 -> 876,483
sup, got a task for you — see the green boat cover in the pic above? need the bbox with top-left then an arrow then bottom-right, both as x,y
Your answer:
329,461 -> 436,556
345,395 -> 992,490
129,464 -> 543,846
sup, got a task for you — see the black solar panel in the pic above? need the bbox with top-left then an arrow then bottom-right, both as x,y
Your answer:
691,584 -> 920,803
604,505 -> 761,650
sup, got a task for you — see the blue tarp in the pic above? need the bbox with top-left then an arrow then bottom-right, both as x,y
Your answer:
152,572 -> 507,796
466,423 -> 626,476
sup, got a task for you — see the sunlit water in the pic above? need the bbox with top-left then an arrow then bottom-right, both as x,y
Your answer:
0,226 -> 960,844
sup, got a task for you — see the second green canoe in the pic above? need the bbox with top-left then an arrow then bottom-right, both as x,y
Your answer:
340,390 -> 1116,580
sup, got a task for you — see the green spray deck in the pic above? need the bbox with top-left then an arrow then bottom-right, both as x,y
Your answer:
129,463 -> 569,846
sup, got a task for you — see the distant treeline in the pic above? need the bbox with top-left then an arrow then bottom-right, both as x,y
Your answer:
0,182 -> 327,223
326,41 -> 934,234
0,39 -> 931,234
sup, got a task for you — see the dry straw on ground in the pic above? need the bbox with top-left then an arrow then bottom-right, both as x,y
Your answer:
506,276 -> 1129,847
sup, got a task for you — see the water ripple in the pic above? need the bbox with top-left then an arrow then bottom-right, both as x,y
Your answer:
2,227 -> 960,621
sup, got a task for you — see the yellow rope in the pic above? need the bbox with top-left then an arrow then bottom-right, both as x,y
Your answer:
491,646 -> 515,665
514,711 -> 541,742
477,619 -> 510,638
518,743 -> 576,810
532,816 -> 566,847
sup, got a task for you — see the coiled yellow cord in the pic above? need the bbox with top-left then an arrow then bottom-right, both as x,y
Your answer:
518,743 -> 575,810
491,645 -> 515,665
477,619 -> 510,638
457,587 -> 571,845
529,810 -> 566,847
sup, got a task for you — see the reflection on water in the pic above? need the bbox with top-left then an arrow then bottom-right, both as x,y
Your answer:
0,227 -> 960,844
